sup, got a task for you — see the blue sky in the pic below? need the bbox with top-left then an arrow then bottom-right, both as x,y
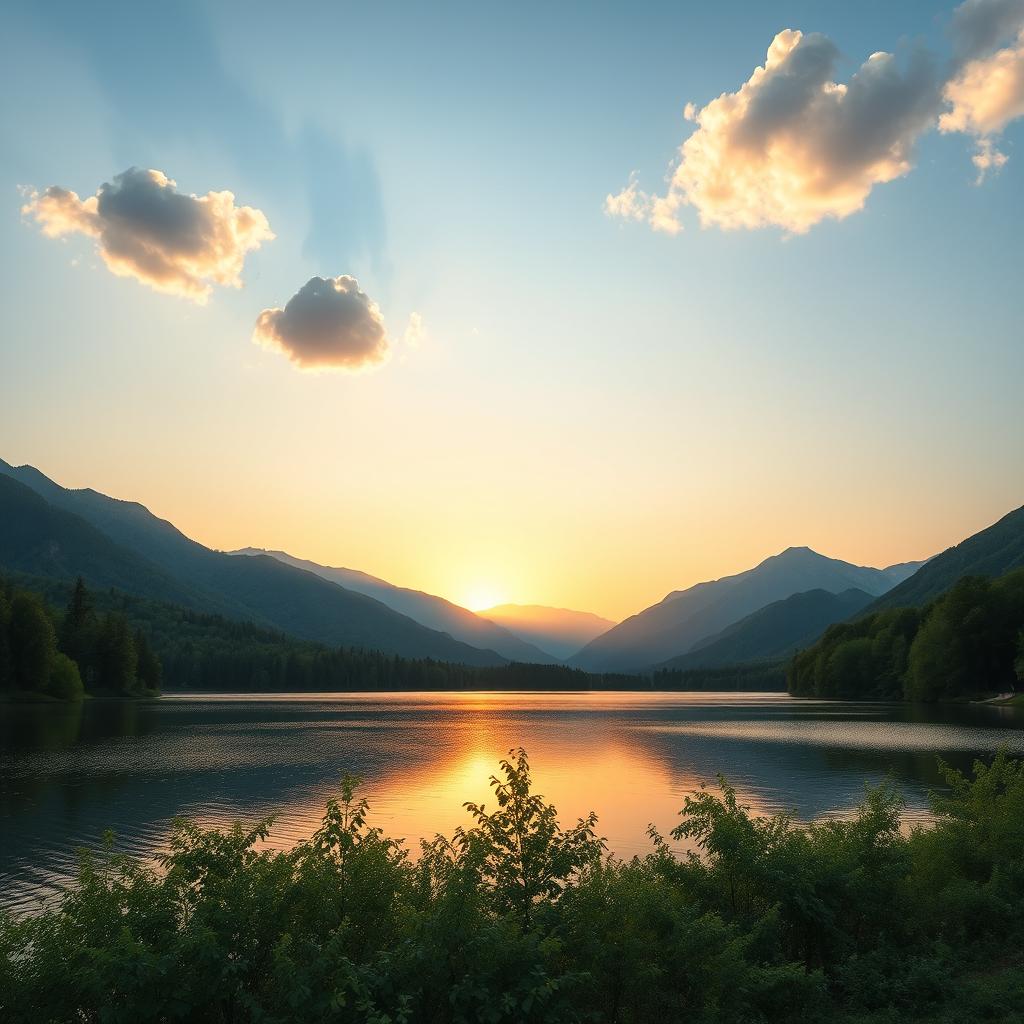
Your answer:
1,0 -> 1022,618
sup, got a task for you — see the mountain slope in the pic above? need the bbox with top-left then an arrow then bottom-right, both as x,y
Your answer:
866,505 -> 1024,613
0,459 -> 507,666
0,474 -> 219,610
479,604 -> 616,661
229,548 -> 558,663
656,588 -> 874,671
570,547 -> 910,673
882,560 -> 928,586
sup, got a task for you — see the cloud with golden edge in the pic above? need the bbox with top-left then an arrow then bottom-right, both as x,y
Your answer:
22,167 -> 273,303
607,30 -> 940,234
940,0 -> 1024,181
253,276 -> 389,372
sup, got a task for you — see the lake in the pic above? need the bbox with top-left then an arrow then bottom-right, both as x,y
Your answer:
3,691 -> 1024,915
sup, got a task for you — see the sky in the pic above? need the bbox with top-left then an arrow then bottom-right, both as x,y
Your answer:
1,0 -> 1022,621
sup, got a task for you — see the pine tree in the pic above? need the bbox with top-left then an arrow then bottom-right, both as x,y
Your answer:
9,592 -> 57,693
96,613 -> 138,695
135,628 -> 163,693
0,588 -> 11,693
61,577 -> 97,687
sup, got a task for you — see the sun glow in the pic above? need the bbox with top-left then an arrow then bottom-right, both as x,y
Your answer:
460,586 -> 504,613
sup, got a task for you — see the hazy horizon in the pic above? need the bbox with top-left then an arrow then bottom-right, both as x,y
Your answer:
3,0 -> 1022,620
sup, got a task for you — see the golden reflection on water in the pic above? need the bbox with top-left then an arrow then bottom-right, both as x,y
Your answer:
7,690 -> 1024,915
227,692 -> 797,860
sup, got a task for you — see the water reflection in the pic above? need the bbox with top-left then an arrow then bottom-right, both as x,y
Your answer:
2,691 -> 1023,915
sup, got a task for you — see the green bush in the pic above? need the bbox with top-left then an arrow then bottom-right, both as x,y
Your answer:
3,749 -> 1024,1023
47,652 -> 84,701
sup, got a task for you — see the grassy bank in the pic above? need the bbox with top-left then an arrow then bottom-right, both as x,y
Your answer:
3,749 -> 1024,1023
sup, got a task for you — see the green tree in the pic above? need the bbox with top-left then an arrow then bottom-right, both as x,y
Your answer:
134,628 -> 162,693
457,747 -> 604,928
0,588 -> 11,693
95,612 -> 138,694
60,577 -> 97,685
8,592 -> 56,694
907,574 -> 1022,700
822,636 -> 876,699
48,652 -> 84,701
1016,631 -> 1024,685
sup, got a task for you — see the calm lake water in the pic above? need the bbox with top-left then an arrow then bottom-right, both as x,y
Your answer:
3,691 -> 1024,915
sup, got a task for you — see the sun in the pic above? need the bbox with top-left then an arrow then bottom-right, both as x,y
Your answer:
460,586 -> 504,613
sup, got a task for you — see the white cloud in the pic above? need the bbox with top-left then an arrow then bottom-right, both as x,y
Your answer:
609,30 -> 940,235
605,172 -> 682,235
941,1 -> 1024,180
604,171 -> 648,222
22,167 -> 273,302
253,275 -> 389,372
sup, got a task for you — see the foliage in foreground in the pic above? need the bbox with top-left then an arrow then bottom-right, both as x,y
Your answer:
5,749 -> 1024,1023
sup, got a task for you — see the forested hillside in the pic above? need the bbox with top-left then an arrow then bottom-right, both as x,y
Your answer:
789,569 -> 1024,700
10,574 -> 781,693
0,463 -> 511,666
867,505 -> 1024,612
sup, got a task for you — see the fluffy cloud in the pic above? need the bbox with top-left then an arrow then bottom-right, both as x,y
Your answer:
608,30 -> 940,234
253,276 -> 389,371
604,172 -> 683,234
608,1 -> 1024,234
941,2 -> 1024,180
949,0 -> 1024,60
22,167 -> 273,302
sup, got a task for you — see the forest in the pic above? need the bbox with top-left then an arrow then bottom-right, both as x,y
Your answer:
2,574 -> 782,695
7,567 -> 1022,701
0,577 -> 161,700
3,748 -> 1024,1023
788,569 -> 1024,701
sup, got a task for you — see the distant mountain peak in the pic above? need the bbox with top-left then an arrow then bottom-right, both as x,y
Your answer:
572,545 -> 918,673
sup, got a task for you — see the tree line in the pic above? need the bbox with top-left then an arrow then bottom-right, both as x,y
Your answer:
0,577 -> 161,700
789,568 -> 1024,700
5,573 -> 786,694
4,747 -> 1024,1022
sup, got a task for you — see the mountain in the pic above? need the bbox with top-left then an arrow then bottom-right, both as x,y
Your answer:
479,604 -> 616,661
0,474 -> 213,610
569,547 -> 913,673
865,505 -> 1024,613
655,588 -> 875,671
0,459 -> 507,666
881,560 -> 928,586
229,548 -> 558,663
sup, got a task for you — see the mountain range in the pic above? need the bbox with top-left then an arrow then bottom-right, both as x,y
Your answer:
478,605 -> 616,661
569,548 -> 925,673
229,548 -> 559,663
654,588 -> 875,671
0,461 -> 507,666
3,455 -> 1022,679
